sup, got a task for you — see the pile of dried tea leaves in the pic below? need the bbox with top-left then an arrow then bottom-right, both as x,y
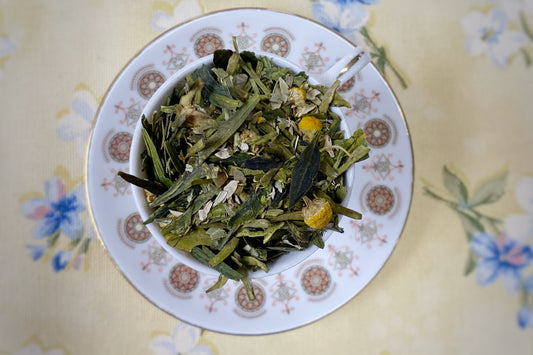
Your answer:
119,47 -> 370,299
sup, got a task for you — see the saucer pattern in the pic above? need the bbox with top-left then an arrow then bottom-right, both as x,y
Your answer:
87,9 -> 412,334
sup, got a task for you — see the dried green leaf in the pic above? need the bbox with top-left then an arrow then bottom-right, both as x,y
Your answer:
206,274 -> 229,293
289,134 -> 321,208
141,128 -> 172,187
228,189 -> 269,227
241,256 -> 269,272
192,65 -> 233,108
191,246 -> 244,281
117,171 -> 167,195
174,228 -> 212,252
209,236 -> 240,267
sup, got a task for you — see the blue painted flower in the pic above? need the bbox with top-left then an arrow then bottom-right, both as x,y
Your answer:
57,87 -> 98,157
26,244 -> 47,261
22,177 -> 85,240
517,275 -> 533,329
518,306 -> 531,329
52,250 -> 72,272
470,233 -> 533,293
462,8 -> 526,67
518,275 -> 533,329
312,0 -> 378,35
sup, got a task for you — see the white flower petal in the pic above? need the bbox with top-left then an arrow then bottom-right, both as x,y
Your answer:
13,344 -> 65,355
56,89 -> 97,155
151,0 -> 202,32
462,11 -> 491,36
0,36 -> 16,57
45,177 -> 66,202
488,30 -> 527,67
490,0 -> 526,21
150,11 -> 175,32
173,0 -> 202,23
489,8 -> 508,33
314,1 -> 341,28
72,90 -> 98,123
57,112 -> 89,141
187,344 -> 214,355
21,198 -> 51,220
172,322 -> 201,353
149,334 -> 175,355
339,4 -> 368,32
504,214 -> 533,241
464,37 -> 488,56
515,177 -> 533,212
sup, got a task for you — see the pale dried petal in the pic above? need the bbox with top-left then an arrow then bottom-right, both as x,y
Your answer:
215,147 -> 231,159
198,200 -> 213,221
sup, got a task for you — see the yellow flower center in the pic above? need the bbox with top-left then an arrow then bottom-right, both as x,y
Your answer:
298,116 -> 323,141
302,197 -> 332,229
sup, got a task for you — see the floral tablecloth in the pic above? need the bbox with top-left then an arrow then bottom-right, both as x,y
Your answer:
2,0 -> 532,354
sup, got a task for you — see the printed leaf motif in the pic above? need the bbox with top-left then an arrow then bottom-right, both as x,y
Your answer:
457,210 -> 485,240
468,171 -> 507,207
464,249 -> 478,276
359,26 -> 408,89
443,165 -> 468,204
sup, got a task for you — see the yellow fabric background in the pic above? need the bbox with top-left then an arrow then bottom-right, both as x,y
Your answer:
1,0 -> 532,354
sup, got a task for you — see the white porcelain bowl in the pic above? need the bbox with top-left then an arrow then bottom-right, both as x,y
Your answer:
130,51 -> 356,278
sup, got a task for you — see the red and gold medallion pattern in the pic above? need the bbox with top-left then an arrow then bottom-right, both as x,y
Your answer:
364,119 -> 391,148
137,71 -> 165,99
107,132 -> 132,163
261,33 -> 291,57
168,263 -> 199,293
194,33 -> 224,57
235,284 -> 265,312
301,265 -> 331,296
366,185 -> 395,215
123,213 -> 151,243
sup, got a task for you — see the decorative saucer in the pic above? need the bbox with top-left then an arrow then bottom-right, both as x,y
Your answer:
86,8 -> 413,335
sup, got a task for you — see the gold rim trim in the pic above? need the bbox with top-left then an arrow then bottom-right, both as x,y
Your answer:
84,6 -> 414,335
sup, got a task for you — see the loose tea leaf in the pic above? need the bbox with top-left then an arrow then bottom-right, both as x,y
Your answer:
141,128 -> 172,187
191,246 -> 244,280
289,134 -> 321,208
117,171 -> 167,195
119,45 -> 370,299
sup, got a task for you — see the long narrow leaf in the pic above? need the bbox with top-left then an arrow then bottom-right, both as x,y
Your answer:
289,134 -> 320,208
141,128 -> 172,187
